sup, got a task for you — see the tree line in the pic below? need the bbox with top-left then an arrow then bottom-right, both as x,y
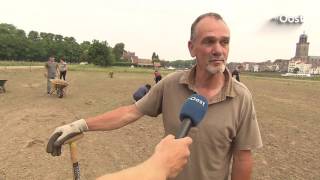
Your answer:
0,23 -> 126,66
0,23 -> 194,68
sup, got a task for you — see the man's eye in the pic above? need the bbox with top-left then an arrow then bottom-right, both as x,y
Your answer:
221,40 -> 229,46
204,39 -> 215,44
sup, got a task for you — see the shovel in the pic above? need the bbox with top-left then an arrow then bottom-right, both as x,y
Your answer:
64,134 -> 84,180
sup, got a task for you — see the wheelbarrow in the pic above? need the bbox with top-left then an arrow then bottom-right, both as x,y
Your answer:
50,79 -> 69,98
0,80 -> 7,93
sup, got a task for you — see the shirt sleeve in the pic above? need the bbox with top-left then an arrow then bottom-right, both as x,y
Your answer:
135,80 -> 164,117
233,90 -> 263,151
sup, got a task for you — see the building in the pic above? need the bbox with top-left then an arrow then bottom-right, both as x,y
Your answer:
122,51 -> 138,63
289,33 -> 320,74
122,51 -> 161,68
273,59 -> 289,72
310,67 -> 320,74
134,58 -> 151,66
245,63 -> 250,71
237,33 -> 320,74
253,64 -> 259,72
227,62 -> 241,71
288,60 -> 312,74
294,33 -> 309,59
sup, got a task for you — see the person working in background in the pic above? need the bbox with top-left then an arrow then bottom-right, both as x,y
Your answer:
59,58 -> 67,81
154,70 -> 162,83
44,56 -> 58,95
232,67 -> 240,82
133,84 -> 151,101
47,12 -> 262,180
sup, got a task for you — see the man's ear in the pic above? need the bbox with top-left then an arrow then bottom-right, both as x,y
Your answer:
188,40 -> 196,57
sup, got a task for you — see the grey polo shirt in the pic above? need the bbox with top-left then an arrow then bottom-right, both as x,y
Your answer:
45,61 -> 58,78
136,66 -> 262,180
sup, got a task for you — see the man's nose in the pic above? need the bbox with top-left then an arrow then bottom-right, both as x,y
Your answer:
211,43 -> 223,57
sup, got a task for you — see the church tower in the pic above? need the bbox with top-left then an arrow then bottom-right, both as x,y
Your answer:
295,32 -> 309,58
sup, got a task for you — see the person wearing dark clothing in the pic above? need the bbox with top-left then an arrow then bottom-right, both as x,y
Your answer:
232,69 -> 240,82
154,70 -> 162,83
133,84 -> 151,101
59,58 -> 67,80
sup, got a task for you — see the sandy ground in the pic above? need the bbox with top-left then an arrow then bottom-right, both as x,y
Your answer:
0,69 -> 319,180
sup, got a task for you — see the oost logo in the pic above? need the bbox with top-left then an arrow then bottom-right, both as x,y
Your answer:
271,15 -> 304,24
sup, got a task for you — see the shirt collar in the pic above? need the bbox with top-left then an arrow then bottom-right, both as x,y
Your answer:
179,65 -> 237,103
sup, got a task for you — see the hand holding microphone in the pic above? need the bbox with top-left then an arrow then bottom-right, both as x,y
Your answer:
175,94 -> 208,139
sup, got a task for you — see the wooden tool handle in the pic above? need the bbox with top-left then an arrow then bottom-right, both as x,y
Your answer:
69,142 -> 81,180
69,142 -> 78,164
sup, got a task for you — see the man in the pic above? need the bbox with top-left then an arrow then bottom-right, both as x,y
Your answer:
154,70 -> 162,83
47,12 -> 262,180
133,84 -> 151,101
44,56 -> 59,94
232,67 -> 240,82
97,135 -> 192,180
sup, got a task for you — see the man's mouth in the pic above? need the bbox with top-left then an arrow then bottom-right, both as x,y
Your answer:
208,59 -> 225,62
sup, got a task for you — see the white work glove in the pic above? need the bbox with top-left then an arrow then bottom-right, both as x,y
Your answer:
46,119 -> 88,156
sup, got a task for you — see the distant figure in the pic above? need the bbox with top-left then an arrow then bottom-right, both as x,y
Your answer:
59,58 -> 67,80
45,56 -> 58,94
133,84 -> 151,101
154,70 -> 162,83
232,68 -> 240,82
109,71 -> 114,78
0,79 -> 7,93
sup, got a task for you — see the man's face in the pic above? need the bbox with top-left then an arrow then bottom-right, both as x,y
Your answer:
188,17 -> 230,74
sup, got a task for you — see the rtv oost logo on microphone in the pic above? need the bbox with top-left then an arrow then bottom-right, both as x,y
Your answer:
188,96 -> 206,107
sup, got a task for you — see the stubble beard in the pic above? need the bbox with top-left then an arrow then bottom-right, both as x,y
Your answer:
206,63 -> 226,75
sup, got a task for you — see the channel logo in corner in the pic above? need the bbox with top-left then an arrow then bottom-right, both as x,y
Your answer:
270,15 -> 304,24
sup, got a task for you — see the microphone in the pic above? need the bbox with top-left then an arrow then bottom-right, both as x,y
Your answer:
175,94 -> 208,139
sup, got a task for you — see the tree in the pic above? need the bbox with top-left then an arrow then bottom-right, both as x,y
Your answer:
79,41 -> 91,62
169,59 -> 195,68
0,23 -> 28,60
113,42 -> 125,62
40,32 -> 54,41
0,22 -> 119,63
152,52 -> 160,63
54,34 -> 63,42
62,36 -> 81,63
160,60 -> 170,67
0,23 -> 17,34
28,31 -> 40,41
88,40 -> 115,66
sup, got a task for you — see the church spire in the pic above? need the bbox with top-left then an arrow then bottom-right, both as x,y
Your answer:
295,32 -> 309,58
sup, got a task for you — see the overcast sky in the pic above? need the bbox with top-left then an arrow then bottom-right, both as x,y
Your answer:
0,0 -> 318,62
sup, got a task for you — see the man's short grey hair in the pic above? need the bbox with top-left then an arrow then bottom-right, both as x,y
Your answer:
190,12 -> 224,40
